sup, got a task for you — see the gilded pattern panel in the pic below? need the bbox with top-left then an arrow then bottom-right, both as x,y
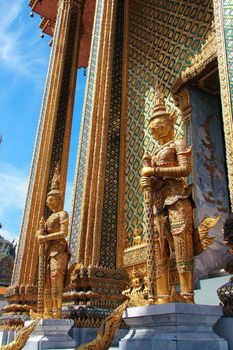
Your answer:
45,7 -> 79,218
213,0 -> 233,208
33,8 -> 81,285
69,0 -> 104,261
99,0 -> 124,269
222,0 -> 233,106
126,0 -> 214,243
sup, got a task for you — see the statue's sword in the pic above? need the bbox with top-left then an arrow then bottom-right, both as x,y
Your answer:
142,152 -> 156,303
37,217 -> 45,316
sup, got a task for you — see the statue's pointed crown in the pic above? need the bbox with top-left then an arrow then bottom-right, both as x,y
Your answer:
149,86 -> 169,124
47,164 -> 61,197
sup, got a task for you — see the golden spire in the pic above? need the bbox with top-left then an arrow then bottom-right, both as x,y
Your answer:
47,163 -> 61,197
149,86 -> 169,124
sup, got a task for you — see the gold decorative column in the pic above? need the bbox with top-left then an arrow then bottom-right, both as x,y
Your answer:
67,0 -> 129,310
6,0 -> 83,310
213,0 -> 233,209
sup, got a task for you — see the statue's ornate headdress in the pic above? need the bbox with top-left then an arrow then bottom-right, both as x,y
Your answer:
47,164 -> 61,197
149,87 -> 170,124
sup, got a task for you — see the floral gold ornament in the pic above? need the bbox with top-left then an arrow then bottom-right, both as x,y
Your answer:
133,223 -> 143,245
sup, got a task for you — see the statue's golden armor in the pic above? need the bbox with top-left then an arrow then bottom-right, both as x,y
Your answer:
141,89 -> 195,304
33,165 -> 70,319
152,139 -> 194,303
43,211 -> 69,319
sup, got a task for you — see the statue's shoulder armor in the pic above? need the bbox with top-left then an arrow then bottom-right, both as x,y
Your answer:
174,138 -> 191,156
59,210 -> 69,224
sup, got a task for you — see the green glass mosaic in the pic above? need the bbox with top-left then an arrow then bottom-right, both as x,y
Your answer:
126,0 -> 214,243
222,0 -> 233,108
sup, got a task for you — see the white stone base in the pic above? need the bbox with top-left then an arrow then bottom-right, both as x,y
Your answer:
22,319 -> 76,350
120,303 -> 228,350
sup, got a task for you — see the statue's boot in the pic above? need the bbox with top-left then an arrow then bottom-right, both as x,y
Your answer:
52,294 -> 62,319
43,289 -> 53,318
29,309 -> 43,320
156,268 -> 170,304
179,271 -> 194,303
51,273 -> 63,318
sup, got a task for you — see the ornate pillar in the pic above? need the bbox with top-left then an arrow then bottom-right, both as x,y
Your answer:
6,0 -> 83,308
173,89 -> 192,146
213,0 -> 233,210
67,0 -> 128,309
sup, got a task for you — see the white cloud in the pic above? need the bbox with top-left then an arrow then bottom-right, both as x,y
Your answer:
0,162 -> 28,241
0,229 -> 18,244
0,162 -> 74,240
0,162 -> 28,217
0,1 -> 24,28
0,1 -> 49,77
0,164 -> 73,216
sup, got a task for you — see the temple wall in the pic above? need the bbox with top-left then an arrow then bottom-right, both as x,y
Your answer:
126,0 -> 214,242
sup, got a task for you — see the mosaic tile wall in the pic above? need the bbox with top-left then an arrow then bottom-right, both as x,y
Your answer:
69,0 -> 104,262
99,0 -> 124,269
222,0 -> 233,109
126,0 -> 214,242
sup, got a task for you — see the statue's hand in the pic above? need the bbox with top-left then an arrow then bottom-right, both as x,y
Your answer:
141,166 -> 154,177
36,230 -> 42,238
140,176 -> 152,189
36,229 -> 45,238
37,235 -> 47,243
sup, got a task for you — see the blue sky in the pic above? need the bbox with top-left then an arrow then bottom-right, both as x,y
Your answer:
0,1 -> 86,242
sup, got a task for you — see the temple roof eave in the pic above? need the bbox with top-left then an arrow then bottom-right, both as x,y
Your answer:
29,0 -> 96,68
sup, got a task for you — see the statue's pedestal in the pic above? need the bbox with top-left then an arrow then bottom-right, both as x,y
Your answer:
22,319 -> 76,350
120,303 -> 228,350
